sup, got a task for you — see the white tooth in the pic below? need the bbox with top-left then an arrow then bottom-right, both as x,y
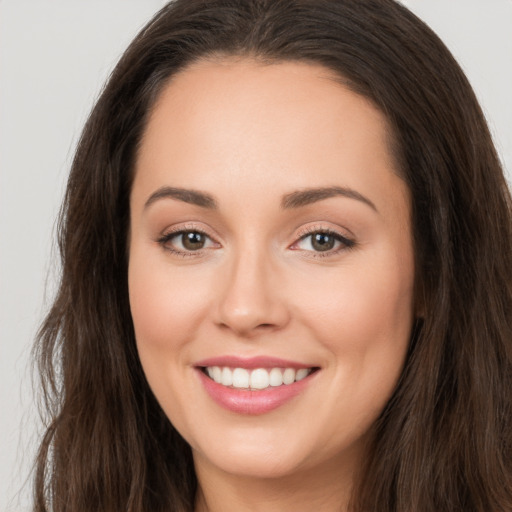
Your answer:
295,368 -> 310,382
206,367 -> 214,379
283,368 -> 296,385
269,368 -> 283,387
221,367 -> 233,386
212,366 -> 222,384
250,368 -> 270,390
232,368 -> 250,388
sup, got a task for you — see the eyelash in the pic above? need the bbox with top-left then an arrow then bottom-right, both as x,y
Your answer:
157,225 -> 216,258
292,226 -> 356,258
157,225 -> 356,258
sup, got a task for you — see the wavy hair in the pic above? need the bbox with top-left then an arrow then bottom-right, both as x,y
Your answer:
33,0 -> 512,510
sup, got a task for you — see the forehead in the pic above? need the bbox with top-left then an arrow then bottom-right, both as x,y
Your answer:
133,57 -> 407,220
140,57 -> 393,155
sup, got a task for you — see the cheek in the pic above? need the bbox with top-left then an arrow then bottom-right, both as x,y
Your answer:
293,248 -> 415,391
128,251 -> 211,360
292,255 -> 414,435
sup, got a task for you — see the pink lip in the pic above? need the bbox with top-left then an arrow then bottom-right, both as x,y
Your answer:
194,355 -> 313,370
194,356 -> 319,415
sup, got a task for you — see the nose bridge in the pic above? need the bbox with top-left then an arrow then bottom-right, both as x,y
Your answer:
215,238 -> 288,336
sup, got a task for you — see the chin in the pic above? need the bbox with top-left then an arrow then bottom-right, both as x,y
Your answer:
190,422 -> 358,482
197,443 -> 310,480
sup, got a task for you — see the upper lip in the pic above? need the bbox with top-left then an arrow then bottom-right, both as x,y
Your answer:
194,355 -> 317,370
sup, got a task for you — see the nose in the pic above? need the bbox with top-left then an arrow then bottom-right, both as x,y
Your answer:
214,247 -> 290,338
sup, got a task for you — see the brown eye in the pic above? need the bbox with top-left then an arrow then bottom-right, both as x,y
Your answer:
181,231 -> 206,250
293,230 -> 355,255
311,233 -> 336,251
158,229 -> 217,255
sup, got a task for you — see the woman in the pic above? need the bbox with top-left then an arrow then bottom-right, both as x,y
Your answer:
33,0 -> 512,510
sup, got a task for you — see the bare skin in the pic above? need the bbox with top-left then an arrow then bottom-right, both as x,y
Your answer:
128,58 -> 415,511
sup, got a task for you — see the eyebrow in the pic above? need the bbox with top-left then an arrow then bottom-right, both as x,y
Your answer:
144,186 -> 218,210
144,185 -> 377,212
281,186 -> 377,212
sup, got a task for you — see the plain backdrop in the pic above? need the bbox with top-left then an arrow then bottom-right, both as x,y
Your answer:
1,1 -> 511,510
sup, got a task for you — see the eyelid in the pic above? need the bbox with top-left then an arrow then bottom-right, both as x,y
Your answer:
294,223 -> 354,240
157,223 -> 221,256
156,222 -> 356,257
290,224 -> 356,256
160,222 -> 215,237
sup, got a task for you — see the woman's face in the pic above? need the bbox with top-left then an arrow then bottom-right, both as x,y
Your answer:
129,58 -> 415,480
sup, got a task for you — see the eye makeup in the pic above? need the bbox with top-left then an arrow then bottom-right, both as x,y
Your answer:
156,222 -> 356,259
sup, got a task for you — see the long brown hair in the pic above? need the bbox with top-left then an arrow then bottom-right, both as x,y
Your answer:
33,1 -> 512,510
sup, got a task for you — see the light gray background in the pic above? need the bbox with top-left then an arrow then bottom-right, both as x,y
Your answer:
1,1 -> 511,510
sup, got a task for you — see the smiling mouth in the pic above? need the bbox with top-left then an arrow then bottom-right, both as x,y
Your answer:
200,366 -> 319,390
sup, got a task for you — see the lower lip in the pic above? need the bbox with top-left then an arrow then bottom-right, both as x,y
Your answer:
196,369 -> 316,415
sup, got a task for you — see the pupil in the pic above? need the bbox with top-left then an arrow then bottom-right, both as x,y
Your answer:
183,232 -> 205,250
312,233 -> 335,251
